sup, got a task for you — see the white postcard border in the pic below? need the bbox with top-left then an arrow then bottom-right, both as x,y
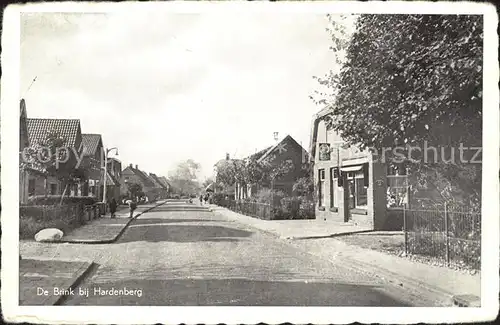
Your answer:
1,1 -> 499,324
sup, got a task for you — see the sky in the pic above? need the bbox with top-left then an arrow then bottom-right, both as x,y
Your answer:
20,11 -> 354,180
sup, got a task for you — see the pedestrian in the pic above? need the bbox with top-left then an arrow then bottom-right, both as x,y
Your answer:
204,193 -> 209,205
199,194 -> 203,205
128,199 -> 137,219
109,197 -> 117,218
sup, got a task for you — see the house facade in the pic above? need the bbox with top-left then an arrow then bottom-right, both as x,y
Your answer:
225,135 -> 308,200
26,118 -> 85,197
149,173 -> 169,199
120,164 -> 157,201
157,176 -> 171,195
310,108 -> 388,230
81,134 -> 104,199
251,134 -> 308,196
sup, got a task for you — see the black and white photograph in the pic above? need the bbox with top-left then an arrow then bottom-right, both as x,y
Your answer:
1,1 -> 498,324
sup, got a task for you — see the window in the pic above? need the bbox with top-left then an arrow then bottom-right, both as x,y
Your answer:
28,179 -> 35,196
318,169 -> 326,207
329,167 -> 337,208
50,184 -> 57,195
348,169 -> 368,209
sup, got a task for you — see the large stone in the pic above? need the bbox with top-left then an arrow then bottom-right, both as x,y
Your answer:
34,228 -> 64,242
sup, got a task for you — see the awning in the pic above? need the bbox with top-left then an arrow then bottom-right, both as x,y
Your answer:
205,183 -> 214,192
341,165 -> 363,172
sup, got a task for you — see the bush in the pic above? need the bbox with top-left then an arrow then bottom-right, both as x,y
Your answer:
27,195 -> 98,206
255,188 -> 286,207
280,196 -> 302,219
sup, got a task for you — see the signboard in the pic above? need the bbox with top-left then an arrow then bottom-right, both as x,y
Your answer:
318,143 -> 331,161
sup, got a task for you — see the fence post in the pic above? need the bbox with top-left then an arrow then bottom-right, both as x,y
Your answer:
444,202 -> 450,267
403,204 -> 408,255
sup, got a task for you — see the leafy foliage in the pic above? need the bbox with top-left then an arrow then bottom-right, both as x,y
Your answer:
314,14 -> 482,209
168,159 -> 202,195
215,157 -> 295,191
126,182 -> 143,199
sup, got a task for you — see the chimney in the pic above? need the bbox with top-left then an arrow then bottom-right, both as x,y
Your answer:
135,164 -> 138,169
129,163 -> 133,168
226,153 -> 230,160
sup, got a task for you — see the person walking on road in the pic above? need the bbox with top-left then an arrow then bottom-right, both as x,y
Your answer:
109,198 -> 117,218
127,199 -> 137,219
204,193 -> 209,205
199,194 -> 203,205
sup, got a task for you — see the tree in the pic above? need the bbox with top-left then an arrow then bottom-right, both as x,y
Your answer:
292,161 -> 315,199
126,182 -> 142,199
313,14 -> 482,209
214,155 -> 295,199
168,159 -> 202,195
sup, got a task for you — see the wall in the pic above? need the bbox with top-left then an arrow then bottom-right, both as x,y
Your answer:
313,119 -> 388,228
28,175 -> 60,196
19,204 -> 86,239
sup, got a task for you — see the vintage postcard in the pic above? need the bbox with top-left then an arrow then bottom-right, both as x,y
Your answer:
1,1 -> 499,324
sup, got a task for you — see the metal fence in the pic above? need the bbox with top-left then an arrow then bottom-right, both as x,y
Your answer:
402,203 -> 481,269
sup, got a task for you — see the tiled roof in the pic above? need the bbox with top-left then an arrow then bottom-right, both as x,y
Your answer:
131,168 -> 156,187
27,118 -> 81,147
158,176 -> 171,188
148,174 -> 163,188
256,135 -> 307,163
82,134 -> 102,156
248,146 -> 273,161
149,173 -> 168,189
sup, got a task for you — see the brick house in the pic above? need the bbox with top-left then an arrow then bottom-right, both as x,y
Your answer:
26,118 -> 85,197
120,164 -> 157,201
157,176 -> 171,195
234,135 -> 309,199
81,134 -> 104,199
149,173 -> 169,199
309,107 -> 388,229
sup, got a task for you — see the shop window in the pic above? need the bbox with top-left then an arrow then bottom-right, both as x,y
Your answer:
348,169 -> 368,209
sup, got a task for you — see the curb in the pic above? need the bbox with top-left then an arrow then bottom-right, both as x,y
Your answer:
59,201 -> 168,244
338,254 -> 456,305
290,229 -> 374,240
212,205 -> 460,306
212,206 -> 372,241
53,261 -> 96,305
210,207 -> 285,239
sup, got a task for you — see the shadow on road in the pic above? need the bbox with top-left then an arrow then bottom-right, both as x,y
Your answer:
132,218 -> 222,225
63,277 -> 411,306
118,220 -> 253,243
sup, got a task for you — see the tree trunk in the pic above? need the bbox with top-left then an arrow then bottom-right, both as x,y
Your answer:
59,182 -> 69,205
44,176 -> 48,197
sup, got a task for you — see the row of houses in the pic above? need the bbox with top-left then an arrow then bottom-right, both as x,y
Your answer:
19,99 -> 171,205
213,108 -> 411,231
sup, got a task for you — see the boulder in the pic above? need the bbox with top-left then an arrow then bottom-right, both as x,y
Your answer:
34,228 -> 64,242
